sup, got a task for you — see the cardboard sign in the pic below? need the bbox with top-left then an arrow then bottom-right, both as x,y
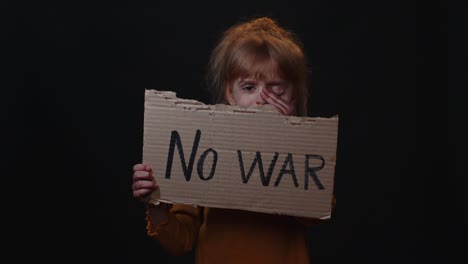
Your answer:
142,90 -> 339,219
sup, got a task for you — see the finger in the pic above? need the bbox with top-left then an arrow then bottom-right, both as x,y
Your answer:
144,164 -> 152,172
260,90 -> 288,115
133,188 -> 153,199
261,89 -> 291,111
133,163 -> 145,171
133,170 -> 153,181
133,179 -> 158,190
261,89 -> 290,113
262,90 -> 297,116
133,163 -> 152,172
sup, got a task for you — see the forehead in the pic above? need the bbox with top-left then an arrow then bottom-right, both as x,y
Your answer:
236,73 -> 286,84
234,58 -> 286,81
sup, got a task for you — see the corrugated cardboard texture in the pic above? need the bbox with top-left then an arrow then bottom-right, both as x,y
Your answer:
143,90 -> 339,219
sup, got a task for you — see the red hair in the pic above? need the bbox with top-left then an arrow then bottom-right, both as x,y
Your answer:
206,17 -> 309,116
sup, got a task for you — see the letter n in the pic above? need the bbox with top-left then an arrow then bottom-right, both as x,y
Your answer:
165,130 -> 201,181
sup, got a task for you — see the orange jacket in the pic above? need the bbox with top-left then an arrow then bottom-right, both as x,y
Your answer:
146,197 -> 335,264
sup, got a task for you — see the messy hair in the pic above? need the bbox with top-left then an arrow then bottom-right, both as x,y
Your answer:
206,17 -> 309,116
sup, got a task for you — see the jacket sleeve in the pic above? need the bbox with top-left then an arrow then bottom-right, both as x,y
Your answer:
294,194 -> 337,226
146,204 -> 203,256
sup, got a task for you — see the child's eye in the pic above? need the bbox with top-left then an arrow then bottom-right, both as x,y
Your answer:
242,85 -> 256,92
272,86 -> 285,96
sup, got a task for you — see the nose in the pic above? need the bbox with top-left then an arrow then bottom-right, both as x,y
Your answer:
256,88 -> 266,105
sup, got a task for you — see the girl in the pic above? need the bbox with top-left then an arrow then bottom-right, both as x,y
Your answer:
132,16 -> 332,264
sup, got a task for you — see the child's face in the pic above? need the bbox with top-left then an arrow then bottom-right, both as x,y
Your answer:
226,74 -> 296,116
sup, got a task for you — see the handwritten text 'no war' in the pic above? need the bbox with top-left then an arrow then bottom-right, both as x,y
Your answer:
164,130 -> 326,190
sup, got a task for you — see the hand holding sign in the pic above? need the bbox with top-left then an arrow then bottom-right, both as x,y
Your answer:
142,90 -> 338,219
132,163 -> 157,203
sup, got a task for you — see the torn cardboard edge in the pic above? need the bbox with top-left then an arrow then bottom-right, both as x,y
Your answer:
143,89 -> 339,219
145,90 -> 338,124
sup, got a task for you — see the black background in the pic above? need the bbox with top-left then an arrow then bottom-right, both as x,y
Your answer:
4,1 -> 461,263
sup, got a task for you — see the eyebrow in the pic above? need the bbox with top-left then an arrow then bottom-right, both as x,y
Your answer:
238,79 -> 287,86
238,79 -> 256,85
267,81 -> 286,86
